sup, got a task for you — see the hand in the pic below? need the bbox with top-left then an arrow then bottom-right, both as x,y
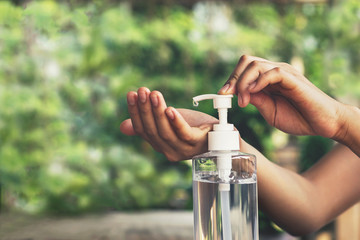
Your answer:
120,87 -> 218,161
218,55 -> 346,139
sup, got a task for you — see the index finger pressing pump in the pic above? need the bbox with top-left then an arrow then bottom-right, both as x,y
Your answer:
192,94 -> 258,240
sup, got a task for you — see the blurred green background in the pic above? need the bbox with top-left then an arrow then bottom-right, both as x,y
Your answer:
0,0 -> 359,235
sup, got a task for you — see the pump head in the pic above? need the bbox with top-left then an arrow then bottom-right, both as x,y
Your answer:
193,94 -> 239,151
193,94 -> 231,127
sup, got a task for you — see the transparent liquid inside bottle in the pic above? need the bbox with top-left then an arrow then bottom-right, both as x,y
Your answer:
193,151 -> 258,240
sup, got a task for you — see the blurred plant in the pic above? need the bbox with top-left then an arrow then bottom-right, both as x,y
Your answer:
298,136 -> 333,172
0,0 -> 359,221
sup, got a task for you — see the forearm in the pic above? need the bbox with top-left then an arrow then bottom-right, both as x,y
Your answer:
335,104 -> 360,158
241,139 -> 360,236
240,140 -> 320,235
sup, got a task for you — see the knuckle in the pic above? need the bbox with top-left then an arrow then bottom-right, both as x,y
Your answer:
144,128 -> 157,138
272,66 -> 281,74
280,62 -> 289,67
181,133 -> 193,142
153,110 -> 165,120
239,54 -> 250,63
129,110 -> 139,118
249,60 -> 259,68
229,73 -> 240,82
159,131 -> 171,141
166,154 -> 178,162
139,107 -> 150,115
281,63 -> 295,72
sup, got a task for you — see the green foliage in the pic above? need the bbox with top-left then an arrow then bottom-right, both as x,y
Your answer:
299,136 -> 333,172
0,0 -> 359,218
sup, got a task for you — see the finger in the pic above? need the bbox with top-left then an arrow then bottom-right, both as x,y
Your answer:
166,107 -> 211,145
119,119 -> 136,136
127,91 -> 164,151
137,87 -> 160,141
137,87 -> 177,154
137,87 -> 157,138
150,91 -> 181,147
249,67 -> 285,94
251,90 -> 310,134
219,55 -> 267,95
127,91 -> 147,139
249,91 -> 276,126
235,59 -> 270,107
219,55 -> 253,95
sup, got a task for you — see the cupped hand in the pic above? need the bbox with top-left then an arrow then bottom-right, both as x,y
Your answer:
120,87 -> 219,161
218,55 -> 345,139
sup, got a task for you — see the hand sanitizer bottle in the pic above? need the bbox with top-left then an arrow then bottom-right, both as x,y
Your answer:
192,94 -> 258,240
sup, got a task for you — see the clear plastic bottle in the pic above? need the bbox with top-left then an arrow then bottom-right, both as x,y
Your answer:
192,94 -> 258,240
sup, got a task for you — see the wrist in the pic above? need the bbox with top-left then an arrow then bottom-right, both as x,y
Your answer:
333,102 -> 349,142
333,103 -> 360,157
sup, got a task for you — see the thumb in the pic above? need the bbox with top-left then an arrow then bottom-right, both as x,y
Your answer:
249,92 -> 276,126
119,119 -> 137,136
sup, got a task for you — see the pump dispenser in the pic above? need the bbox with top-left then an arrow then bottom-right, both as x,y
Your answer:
192,94 -> 258,240
193,94 -> 238,191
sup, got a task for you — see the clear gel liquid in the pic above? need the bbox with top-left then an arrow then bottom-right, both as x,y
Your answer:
193,179 -> 258,240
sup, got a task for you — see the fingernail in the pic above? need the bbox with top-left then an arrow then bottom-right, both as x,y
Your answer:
166,108 -> 175,120
238,94 -> 243,106
139,91 -> 147,103
127,94 -> 136,106
151,95 -> 158,107
220,83 -> 230,93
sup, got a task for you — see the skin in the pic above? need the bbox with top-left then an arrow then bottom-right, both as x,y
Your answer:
121,88 -> 217,162
120,55 -> 360,236
218,55 -> 360,157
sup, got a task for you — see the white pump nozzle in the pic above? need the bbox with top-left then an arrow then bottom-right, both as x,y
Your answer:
193,94 -> 232,127
193,94 -> 232,109
193,94 -> 239,151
